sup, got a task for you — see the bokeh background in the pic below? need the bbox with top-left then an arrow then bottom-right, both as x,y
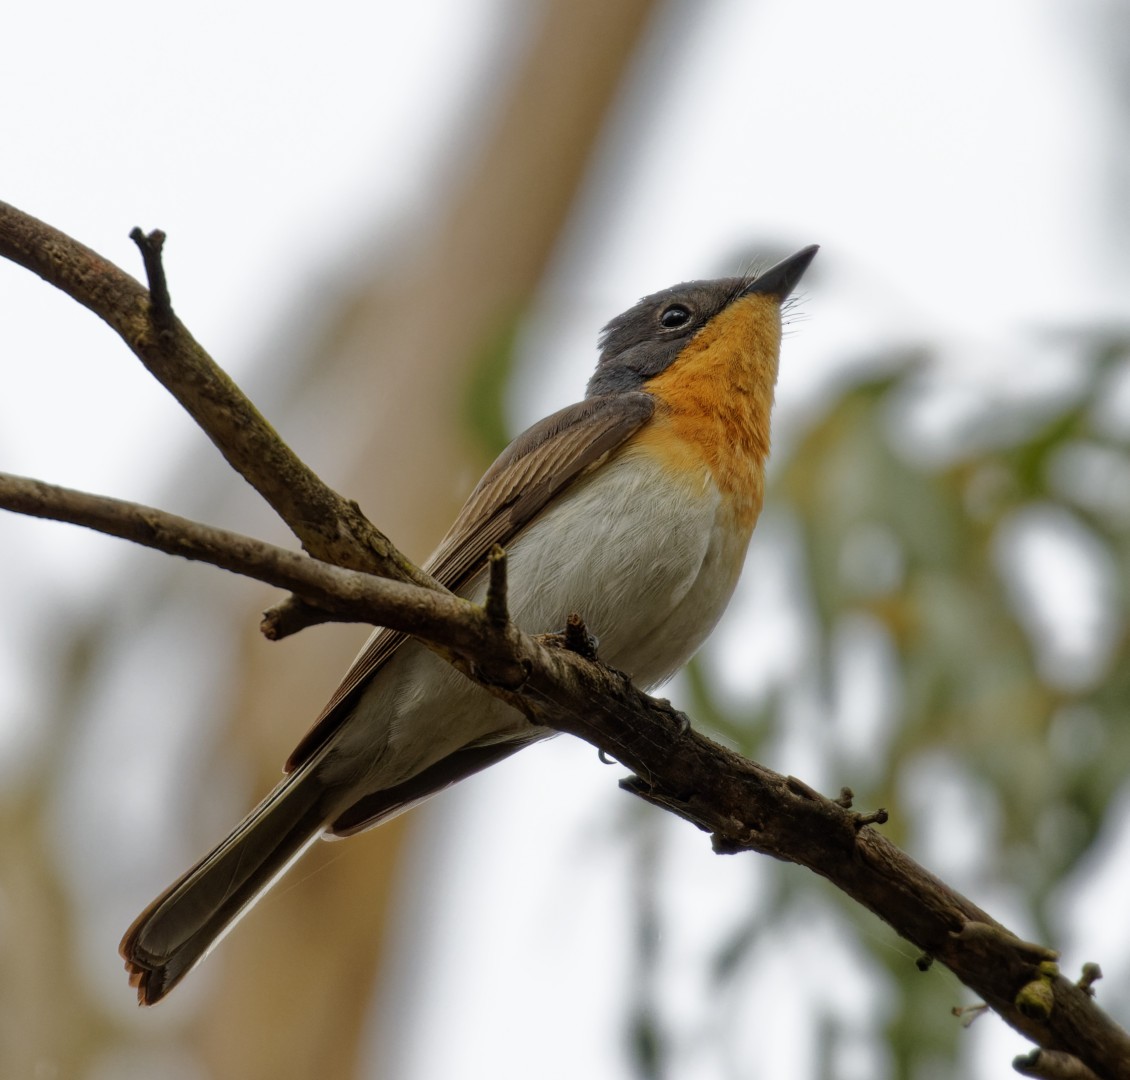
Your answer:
2,1 -> 1129,1077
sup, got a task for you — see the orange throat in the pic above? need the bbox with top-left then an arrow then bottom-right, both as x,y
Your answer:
637,293 -> 782,530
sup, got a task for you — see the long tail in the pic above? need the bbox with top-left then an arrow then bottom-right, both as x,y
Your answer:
120,760 -> 330,1005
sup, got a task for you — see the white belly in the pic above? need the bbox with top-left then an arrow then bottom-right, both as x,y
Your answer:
500,445 -> 750,684
324,447 -> 753,792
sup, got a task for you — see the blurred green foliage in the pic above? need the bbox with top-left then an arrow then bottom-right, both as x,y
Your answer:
671,329 -> 1130,1078
465,306 -> 1130,1077
462,306 -> 528,463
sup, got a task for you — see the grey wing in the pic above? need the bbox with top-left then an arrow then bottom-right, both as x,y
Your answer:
284,390 -> 655,773
329,727 -> 550,836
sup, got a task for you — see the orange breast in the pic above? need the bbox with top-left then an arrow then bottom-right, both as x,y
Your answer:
634,293 -> 782,530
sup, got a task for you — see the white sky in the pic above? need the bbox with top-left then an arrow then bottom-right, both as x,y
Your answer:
1,1 -> 1125,1078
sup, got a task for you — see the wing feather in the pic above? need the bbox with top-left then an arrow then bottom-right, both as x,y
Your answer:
284,391 -> 654,772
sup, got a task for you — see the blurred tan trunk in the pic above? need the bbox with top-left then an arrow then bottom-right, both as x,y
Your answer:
194,2 -> 657,1076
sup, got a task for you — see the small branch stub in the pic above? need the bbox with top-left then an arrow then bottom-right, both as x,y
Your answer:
261,595 -> 353,640
1014,1049 -> 1102,1080
648,695 -> 691,736
1078,963 -> 1103,997
853,806 -> 889,829
563,611 -> 598,660
485,544 -> 509,627
129,227 -> 174,328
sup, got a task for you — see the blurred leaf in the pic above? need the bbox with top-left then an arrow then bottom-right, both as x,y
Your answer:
461,305 -> 528,459
632,326 -> 1130,1077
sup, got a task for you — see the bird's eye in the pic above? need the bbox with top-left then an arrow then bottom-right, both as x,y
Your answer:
659,304 -> 691,329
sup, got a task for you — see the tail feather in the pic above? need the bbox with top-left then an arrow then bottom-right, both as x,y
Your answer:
120,763 -> 329,1005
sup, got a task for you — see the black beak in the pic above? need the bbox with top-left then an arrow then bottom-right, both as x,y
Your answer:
743,244 -> 819,300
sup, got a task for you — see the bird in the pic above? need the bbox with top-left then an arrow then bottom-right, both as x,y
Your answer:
120,244 -> 818,1005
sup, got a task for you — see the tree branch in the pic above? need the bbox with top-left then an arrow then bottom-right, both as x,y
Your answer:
5,473 -> 1127,1076
0,471 -> 465,648
0,200 -> 437,600
2,203 -> 1129,1078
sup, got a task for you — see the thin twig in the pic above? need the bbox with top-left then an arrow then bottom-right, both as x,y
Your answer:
0,471 -> 460,646
261,594 -> 349,640
128,227 -> 173,327
0,201 -> 438,595
485,544 -> 510,627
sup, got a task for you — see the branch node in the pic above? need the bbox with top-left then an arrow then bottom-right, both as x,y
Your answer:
1015,962 -> 1059,1022
261,609 -> 283,641
484,544 -> 509,627
1013,1049 -> 1102,1080
647,695 -> 692,736
620,773 -> 697,817
835,787 -> 855,808
129,226 -> 174,329
261,594 -> 347,640
853,806 -> 889,829
1077,962 -> 1102,996
953,921 -> 1059,964
785,775 -> 821,801
619,773 -> 650,799
711,829 -> 757,855
563,612 -> 599,659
